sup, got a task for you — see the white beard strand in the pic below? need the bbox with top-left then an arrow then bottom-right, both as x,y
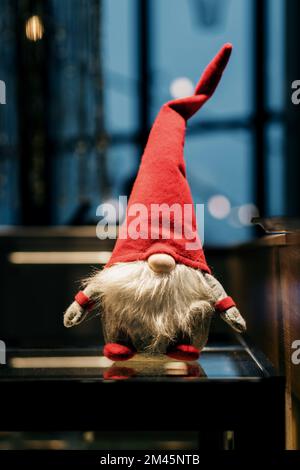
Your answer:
83,261 -> 215,353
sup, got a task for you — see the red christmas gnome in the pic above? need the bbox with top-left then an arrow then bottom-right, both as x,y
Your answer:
64,43 -> 246,362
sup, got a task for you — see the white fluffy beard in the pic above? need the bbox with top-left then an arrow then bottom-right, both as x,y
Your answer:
85,261 -> 215,353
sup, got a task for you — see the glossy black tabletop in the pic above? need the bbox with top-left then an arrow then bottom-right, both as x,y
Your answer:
0,333 -> 285,452
0,334 -> 274,382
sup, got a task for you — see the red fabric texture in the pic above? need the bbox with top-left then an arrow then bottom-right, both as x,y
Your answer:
105,44 -> 232,272
103,367 -> 136,380
103,343 -> 136,361
166,344 -> 200,361
74,291 -> 95,311
215,296 -> 236,312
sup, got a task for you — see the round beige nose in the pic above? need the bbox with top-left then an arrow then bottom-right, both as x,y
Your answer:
148,253 -> 176,273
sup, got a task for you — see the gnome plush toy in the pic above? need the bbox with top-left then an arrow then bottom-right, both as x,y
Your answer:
64,43 -> 246,362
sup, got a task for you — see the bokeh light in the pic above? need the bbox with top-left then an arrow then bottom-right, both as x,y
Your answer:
25,15 -> 44,42
208,195 -> 231,219
170,77 -> 194,99
238,203 -> 259,226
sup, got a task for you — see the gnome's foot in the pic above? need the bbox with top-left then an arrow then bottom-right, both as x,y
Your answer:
103,343 -> 136,361
166,344 -> 200,361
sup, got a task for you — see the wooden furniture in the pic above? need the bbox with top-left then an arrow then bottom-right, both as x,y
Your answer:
220,232 -> 300,449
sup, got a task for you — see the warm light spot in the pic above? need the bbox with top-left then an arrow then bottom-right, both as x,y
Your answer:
208,195 -> 231,219
170,77 -> 194,98
10,356 -> 113,368
238,204 -> 259,226
8,251 -> 112,265
83,432 -> 95,443
164,361 -> 188,375
25,15 -> 44,42
23,439 -> 68,450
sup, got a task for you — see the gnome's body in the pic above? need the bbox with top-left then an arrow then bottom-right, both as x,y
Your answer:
64,44 -> 246,362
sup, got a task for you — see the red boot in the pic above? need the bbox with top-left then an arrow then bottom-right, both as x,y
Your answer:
166,344 -> 200,361
103,343 -> 136,361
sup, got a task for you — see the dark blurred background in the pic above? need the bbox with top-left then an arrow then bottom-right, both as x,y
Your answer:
2,0 -> 299,235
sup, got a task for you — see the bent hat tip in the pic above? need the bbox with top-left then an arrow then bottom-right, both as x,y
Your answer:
219,42 -> 233,61
212,42 -> 233,71
223,42 -> 233,51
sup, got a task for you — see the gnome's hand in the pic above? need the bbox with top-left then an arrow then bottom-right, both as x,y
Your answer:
220,306 -> 246,334
64,288 -> 97,327
64,301 -> 87,328
204,273 -> 246,333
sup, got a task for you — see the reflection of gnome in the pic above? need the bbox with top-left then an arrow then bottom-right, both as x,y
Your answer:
64,44 -> 246,362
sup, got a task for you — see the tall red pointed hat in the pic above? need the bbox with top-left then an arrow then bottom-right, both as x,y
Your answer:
105,44 -> 232,273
